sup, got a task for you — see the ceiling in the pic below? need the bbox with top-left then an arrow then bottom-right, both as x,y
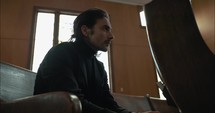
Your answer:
101,0 -> 153,6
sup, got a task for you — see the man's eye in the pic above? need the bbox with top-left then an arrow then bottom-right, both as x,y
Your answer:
105,27 -> 111,32
102,25 -> 111,32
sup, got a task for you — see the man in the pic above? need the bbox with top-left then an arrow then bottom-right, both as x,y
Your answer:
34,8 -> 126,113
34,8 -> 159,113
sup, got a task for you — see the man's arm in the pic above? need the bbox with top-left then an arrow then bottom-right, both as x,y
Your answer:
36,65 -> 120,113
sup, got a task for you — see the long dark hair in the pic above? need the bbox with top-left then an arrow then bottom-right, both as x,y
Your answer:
70,8 -> 109,41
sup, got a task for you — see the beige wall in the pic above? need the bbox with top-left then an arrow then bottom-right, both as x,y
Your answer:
0,0 -> 158,96
192,0 -> 215,54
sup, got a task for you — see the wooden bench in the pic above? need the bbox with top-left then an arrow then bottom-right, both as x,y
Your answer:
0,61 -> 82,113
0,61 -> 180,113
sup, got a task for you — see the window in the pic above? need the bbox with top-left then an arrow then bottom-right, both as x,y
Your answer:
31,9 -> 111,86
139,10 -> 146,27
32,12 -> 54,72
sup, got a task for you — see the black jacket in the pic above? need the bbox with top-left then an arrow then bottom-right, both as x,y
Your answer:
33,39 -> 130,113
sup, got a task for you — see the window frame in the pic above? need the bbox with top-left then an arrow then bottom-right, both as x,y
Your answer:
29,7 -> 79,70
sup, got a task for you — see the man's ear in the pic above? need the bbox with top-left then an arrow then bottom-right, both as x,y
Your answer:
81,25 -> 90,37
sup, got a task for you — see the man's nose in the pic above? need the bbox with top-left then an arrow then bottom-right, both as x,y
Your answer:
108,32 -> 114,40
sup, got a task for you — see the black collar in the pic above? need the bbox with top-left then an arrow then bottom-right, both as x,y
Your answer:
73,37 -> 97,58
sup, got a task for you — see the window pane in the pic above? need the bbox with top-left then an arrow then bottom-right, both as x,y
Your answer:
58,14 -> 77,43
97,51 -> 110,86
32,12 -> 54,72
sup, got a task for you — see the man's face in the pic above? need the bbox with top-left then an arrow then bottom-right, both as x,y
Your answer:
86,17 -> 114,52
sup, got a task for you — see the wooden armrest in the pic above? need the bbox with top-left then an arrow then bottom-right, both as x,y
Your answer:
1,91 -> 82,113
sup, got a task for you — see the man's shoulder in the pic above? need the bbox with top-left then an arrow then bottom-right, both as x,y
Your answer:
55,42 -> 73,49
42,42 -> 77,62
50,42 -> 75,53
40,42 -> 79,68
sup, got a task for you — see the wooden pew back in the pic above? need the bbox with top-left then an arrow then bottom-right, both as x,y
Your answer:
0,61 -> 36,101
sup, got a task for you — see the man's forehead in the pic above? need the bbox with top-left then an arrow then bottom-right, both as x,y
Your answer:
95,18 -> 112,28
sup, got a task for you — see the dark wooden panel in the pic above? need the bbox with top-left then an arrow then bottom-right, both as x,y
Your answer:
144,0 -> 215,113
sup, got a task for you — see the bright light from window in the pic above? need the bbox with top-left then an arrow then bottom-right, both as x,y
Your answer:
32,13 -> 54,72
96,51 -> 110,86
139,10 -> 146,27
59,15 -> 77,43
